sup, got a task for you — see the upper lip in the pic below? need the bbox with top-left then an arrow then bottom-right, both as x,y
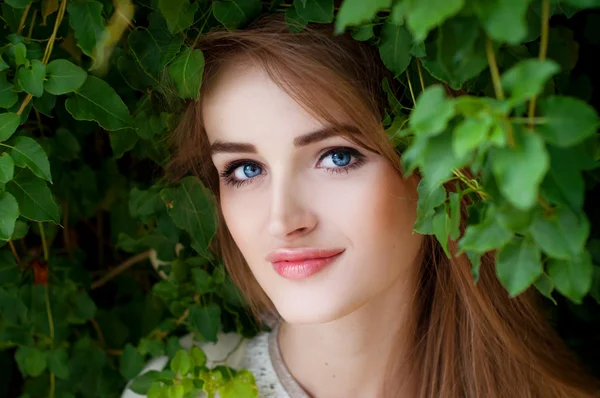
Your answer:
266,248 -> 345,263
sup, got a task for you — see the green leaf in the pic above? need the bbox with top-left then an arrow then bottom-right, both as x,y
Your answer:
459,206 -> 513,253
0,112 -> 20,142
491,128 -> 549,210
129,15 -> 184,81
534,272 -> 556,305
537,96 -> 600,147
67,0 -> 106,58
432,206 -> 451,256
5,0 -> 31,8
547,251 -> 594,303
496,236 -> 543,296
46,347 -> 69,380
0,191 -> 19,241
190,346 -> 207,368
129,187 -> 162,221
351,24 -> 375,41
0,74 -> 18,109
501,59 -> 560,105
0,55 -> 8,72
130,370 -> 162,394
285,6 -> 308,33
160,176 -> 218,258
294,0 -> 333,23
420,131 -> 468,190
13,43 -> 28,68
65,76 -> 135,131
530,207 -> 589,260
434,17 -> 489,89
334,0 -> 391,34
449,192 -> 461,240
120,344 -> 145,380
409,85 -> 455,137
414,177 -> 446,234
0,153 -> 15,184
15,346 -> 47,377
168,47 -> 205,100
33,92 -> 56,117
406,0 -> 465,41
213,0 -> 262,30
7,136 -> 52,183
473,0 -> 534,44
189,303 -> 221,342
16,59 -> 45,98
170,349 -> 191,375
218,370 -> 258,398
452,116 -> 493,159
378,22 -> 413,77
44,59 -> 87,95
109,128 -> 138,158
5,169 -> 60,223
11,219 -> 28,240
541,145 -> 588,211
561,0 -> 600,8
158,0 -> 199,33
53,128 -> 81,161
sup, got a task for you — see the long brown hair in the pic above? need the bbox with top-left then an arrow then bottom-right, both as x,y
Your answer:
166,12 -> 599,398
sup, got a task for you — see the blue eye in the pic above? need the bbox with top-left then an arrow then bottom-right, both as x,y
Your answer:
234,163 -> 262,179
320,149 -> 355,168
331,151 -> 351,166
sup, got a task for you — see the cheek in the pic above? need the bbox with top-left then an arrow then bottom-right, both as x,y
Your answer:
219,187 -> 264,256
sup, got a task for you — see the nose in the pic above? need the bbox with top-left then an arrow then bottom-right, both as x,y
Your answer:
267,174 -> 317,241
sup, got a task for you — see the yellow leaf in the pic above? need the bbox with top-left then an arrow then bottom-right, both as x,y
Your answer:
41,0 -> 59,26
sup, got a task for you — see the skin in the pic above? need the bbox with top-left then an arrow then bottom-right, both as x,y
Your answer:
203,61 -> 423,397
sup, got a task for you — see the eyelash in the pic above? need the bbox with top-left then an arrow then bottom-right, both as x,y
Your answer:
219,147 -> 367,188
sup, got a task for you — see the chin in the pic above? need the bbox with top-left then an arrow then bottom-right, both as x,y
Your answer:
272,292 -> 362,325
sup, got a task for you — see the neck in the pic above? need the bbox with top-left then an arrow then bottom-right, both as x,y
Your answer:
277,274 -> 417,398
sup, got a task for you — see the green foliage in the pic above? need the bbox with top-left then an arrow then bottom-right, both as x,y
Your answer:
0,0 -> 599,397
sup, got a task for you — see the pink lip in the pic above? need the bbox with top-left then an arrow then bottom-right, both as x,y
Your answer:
267,248 -> 345,280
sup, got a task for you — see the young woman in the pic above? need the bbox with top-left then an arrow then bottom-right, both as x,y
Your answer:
126,12 -> 599,398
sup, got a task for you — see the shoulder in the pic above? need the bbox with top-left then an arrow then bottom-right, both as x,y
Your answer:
120,329 -> 283,398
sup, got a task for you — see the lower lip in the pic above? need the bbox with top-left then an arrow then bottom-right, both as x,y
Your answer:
272,252 -> 343,280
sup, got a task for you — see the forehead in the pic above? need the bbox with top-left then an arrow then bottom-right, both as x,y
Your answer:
201,61 -> 324,144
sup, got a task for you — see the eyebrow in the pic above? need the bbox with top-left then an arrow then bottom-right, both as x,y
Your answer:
209,124 -> 359,155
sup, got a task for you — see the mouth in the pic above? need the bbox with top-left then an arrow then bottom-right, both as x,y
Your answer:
267,248 -> 345,280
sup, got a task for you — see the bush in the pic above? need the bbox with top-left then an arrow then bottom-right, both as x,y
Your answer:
0,0 -> 599,397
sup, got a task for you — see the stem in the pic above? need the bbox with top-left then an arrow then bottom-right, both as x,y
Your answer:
17,94 -> 32,116
27,10 -> 37,42
485,38 -> 504,100
17,4 -> 31,35
90,251 -> 151,290
416,59 -> 425,92
45,284 -> 55,398
39,222 -> 49,261
42,0 -> 68,65
8,241 -> 21,263
528,0 -> 550,125
405,70 -> 416,105
512,117 -> 547,124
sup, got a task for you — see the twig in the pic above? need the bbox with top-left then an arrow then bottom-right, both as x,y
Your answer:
39,222 -> 49,261
485,37 -> 504,100
27,10 -> 37,42
45,284 -> 55,398
405,69 -> 416,105
8,241 -> 20,263
90,251 -> 151,290
42,0 -> 68,65
17,4 -> 31,35
528,0 -> 550,126
90,318 -> 106,346
416,59 -> 425,92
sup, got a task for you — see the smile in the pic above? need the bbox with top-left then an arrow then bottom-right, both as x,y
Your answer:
266,248 -> 345,280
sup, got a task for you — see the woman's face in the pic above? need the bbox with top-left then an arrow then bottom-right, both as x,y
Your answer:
203,62 -> 423,324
